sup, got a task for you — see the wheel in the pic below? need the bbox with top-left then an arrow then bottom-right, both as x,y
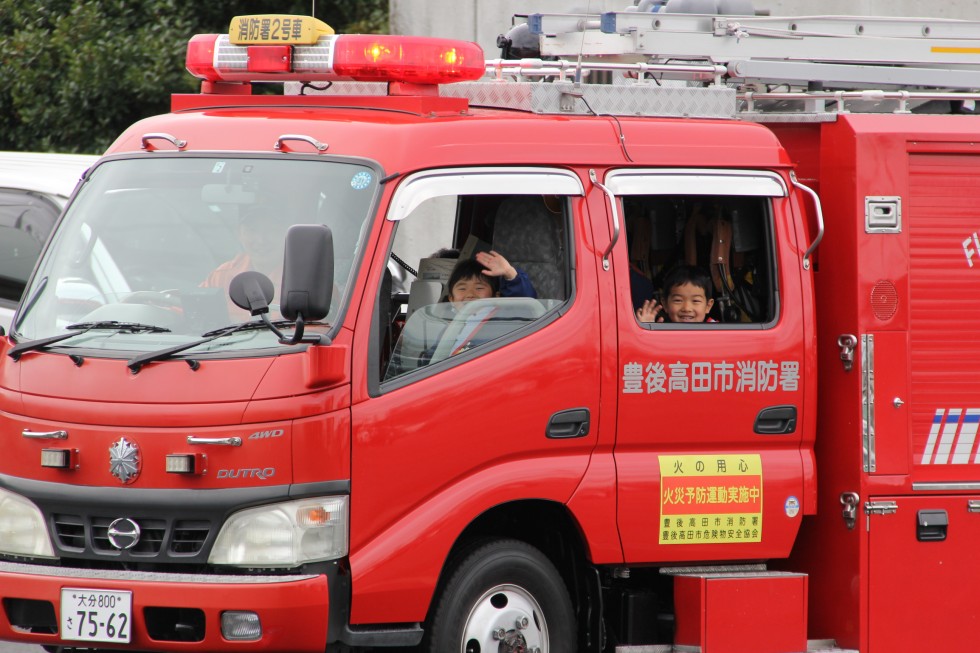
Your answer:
425,539 -> 575,653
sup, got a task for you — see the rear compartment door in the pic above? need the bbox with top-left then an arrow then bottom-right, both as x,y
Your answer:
907,150 -> 980,487
869,495 -> 980,653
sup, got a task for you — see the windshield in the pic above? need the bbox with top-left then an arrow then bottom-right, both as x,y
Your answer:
13,155 -> 380,354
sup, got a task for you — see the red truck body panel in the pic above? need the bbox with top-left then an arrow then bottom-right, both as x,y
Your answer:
771,114 -> 980,652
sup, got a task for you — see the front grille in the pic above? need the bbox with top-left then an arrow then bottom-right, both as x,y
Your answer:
53,514 -> 85,550
52,514 -> 211,559
172,521 -> 211,555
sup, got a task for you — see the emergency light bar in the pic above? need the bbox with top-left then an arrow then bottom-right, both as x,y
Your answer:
186,15 -> 485,86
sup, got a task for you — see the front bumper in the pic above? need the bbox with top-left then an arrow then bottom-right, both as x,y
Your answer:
0,560 -> 332,652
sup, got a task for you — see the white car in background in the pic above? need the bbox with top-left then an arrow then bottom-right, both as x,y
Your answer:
0,152 -> 98,333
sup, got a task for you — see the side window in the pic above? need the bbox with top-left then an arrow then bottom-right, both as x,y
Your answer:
623,194 -> 776,326
380,193 -> 571,382
0,189 -> 62,305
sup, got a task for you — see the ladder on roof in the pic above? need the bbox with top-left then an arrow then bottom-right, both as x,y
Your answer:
527,12 -> 980,91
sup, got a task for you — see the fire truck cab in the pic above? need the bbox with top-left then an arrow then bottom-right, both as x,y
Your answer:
2,8 -> 980,653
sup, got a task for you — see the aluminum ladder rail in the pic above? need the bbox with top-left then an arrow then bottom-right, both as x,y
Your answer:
528,12 -> 980,90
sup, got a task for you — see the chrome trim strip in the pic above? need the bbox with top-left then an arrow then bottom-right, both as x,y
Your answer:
0,560 -> 317,584
913,482 -> 980,492
862,334 -> 876,473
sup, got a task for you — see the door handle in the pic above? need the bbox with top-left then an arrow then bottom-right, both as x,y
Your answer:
754,405 -> 797,434
917,509 -> 947,542
547,408 -> 591,439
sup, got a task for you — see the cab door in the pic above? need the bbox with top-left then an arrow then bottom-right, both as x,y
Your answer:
606,169 -> 809,563
347,167 -> 605,623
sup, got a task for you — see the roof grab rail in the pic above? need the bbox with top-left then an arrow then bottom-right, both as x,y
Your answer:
275,134 -> 329,153
141,133 -> 187,151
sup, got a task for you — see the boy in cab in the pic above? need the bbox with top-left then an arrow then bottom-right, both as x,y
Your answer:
636,265 -> 716,324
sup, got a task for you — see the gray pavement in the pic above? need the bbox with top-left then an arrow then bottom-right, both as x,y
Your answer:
0,643 -> 43,652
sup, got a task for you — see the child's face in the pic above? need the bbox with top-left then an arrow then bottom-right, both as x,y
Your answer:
449,274 -> 494,305
664,282 -> 714,322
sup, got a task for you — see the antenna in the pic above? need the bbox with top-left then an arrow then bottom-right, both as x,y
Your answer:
575,0 -> 596,85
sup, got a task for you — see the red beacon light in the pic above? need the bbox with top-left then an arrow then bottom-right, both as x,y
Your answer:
185,15 -> 485,89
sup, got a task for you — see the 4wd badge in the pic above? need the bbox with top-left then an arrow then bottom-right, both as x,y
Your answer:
109,437 -> 141,484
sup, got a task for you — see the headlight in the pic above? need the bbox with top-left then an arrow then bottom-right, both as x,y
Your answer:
209,496 -> 348,567
0,488 -> 56,558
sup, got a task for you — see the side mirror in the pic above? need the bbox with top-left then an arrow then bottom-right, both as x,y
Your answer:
281,224 -> 333,322
229,271 -> 275,316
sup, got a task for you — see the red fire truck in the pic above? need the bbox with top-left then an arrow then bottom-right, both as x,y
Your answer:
2,7 -> 980,653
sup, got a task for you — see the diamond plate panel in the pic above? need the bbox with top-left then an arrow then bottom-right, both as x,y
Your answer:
442,81 -> 735,119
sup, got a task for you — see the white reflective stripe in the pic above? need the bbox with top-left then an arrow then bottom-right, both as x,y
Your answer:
935,409 -> 962,465
971,411 -> 980,464
953,408 -> 980,464
921,409 -> 945,465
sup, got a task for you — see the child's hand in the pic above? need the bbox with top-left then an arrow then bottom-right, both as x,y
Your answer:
476,250 -> 518,281
636,298 -> 664,323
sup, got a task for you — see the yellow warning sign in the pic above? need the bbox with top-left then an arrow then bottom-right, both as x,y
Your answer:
659,454 -> 763,545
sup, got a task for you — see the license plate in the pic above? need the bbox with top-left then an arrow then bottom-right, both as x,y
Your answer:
60,588 -> 132,644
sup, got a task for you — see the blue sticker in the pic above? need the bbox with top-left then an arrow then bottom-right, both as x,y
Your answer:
351,171 -> 373,190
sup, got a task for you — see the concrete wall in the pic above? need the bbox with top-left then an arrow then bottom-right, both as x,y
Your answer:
391,0 -> 980,57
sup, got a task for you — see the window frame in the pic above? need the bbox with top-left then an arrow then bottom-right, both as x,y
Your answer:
371,167 -> 585,394
607,168 -> 786,330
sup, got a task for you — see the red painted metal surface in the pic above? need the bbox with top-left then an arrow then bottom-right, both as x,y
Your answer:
674,573 -> 808,653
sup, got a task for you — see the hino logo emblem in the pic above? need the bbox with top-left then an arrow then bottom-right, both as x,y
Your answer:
108,437 -> 141,484
106,518 -> 141,550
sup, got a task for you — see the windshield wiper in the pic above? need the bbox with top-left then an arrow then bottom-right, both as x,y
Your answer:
8,321 -> 171,361
126,319 -> 328,373
200,319 -> 297,338
67,321 -> 172,333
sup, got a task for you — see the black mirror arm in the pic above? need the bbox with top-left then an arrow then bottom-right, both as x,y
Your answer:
276,313 -> 330,345
260,313 -> 285,340
281,313 -> 304,344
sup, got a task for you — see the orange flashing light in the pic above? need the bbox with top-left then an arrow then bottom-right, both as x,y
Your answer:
333,35 -> 484,84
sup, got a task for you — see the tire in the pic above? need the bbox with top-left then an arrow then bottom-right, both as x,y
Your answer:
425,539 -> 576,653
